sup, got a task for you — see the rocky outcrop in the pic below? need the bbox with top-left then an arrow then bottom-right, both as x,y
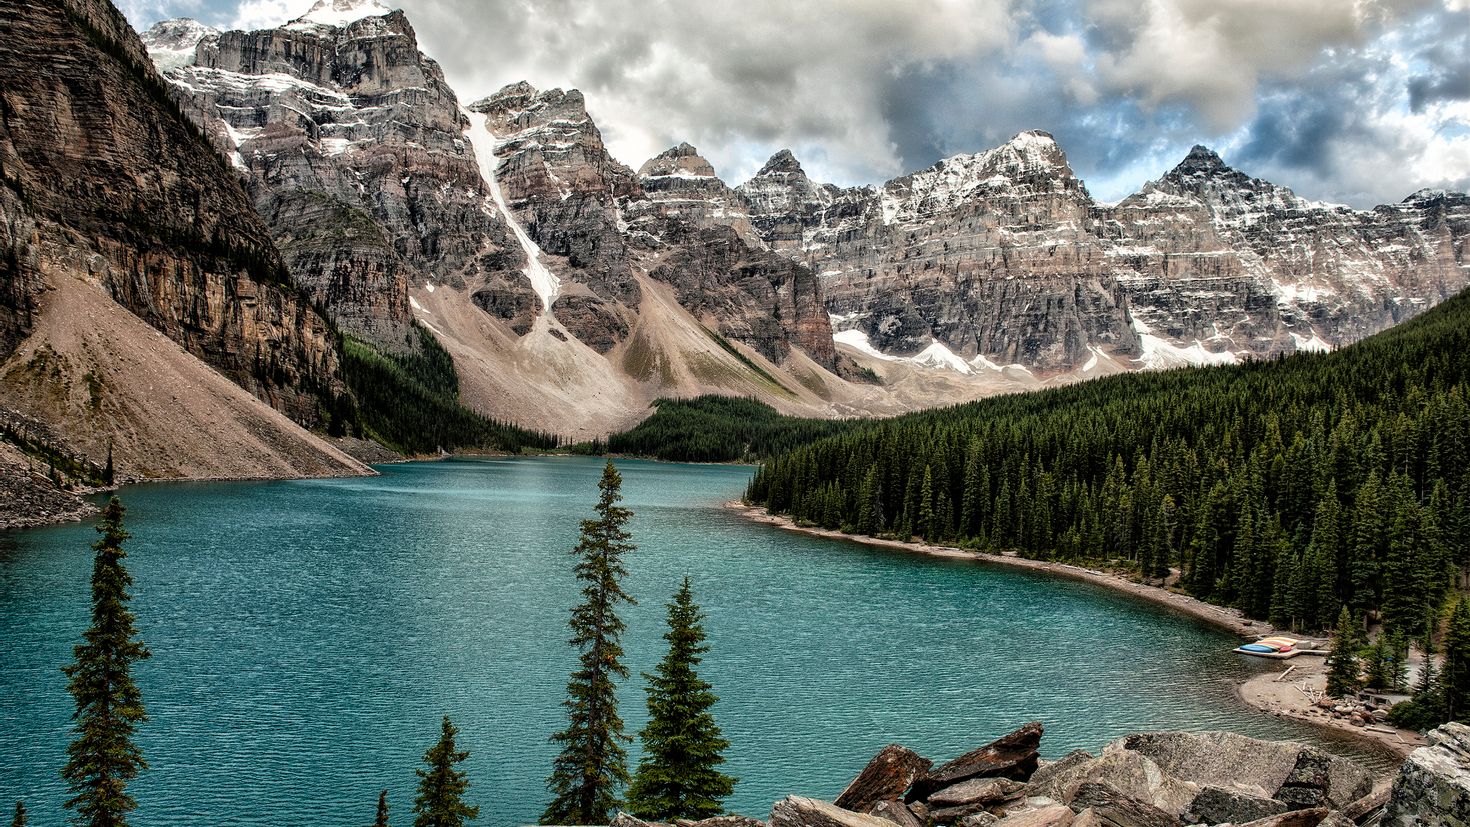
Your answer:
1384,721 -> 1470,826
1,0 -> 354,445
771,797 -> 898,827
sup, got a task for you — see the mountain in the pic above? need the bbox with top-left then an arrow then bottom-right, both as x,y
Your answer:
137,0 -> 1470,439
740,134 -> 1470,374
143,4 -> 878,437
0,0 -> 367,485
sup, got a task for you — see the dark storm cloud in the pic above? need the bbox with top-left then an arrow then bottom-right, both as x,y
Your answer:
123,0 -> 1470,206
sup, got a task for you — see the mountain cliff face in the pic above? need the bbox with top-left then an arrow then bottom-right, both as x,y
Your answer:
740,134 -> 1470,374
0,0 -> 365,481
144,0 -> 524,354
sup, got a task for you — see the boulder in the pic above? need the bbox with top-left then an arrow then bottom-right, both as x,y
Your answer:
1236,809 -> 1353,827
771,797 -> 901,827
929,780 -> 1029,824
1182,786 -> 1286,824
837,745 -> 934,812
1027,751 -> 1097,801
991,804 -> 1074,827
1383,721 -> 1470,827
676,818 -> 766,827
1108,732 -> 1371,810
957,813 -> 1000,827
1071,810 -> 1102,827
867,801 -> 923,827
909,723 -> 1044,801
1056,749 -> 1199,818
929,778 -> 1028,808
612,813 -> 667,827
1069,782 -> 1182,827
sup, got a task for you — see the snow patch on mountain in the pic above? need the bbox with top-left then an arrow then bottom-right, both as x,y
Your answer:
287,0 -> 394,30
462,108 -> 560,311
141,19 -> 215,71
1131,313 -> 1241,370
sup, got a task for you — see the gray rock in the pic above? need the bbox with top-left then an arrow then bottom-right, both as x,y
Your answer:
1182,786 -> 1286,824
1069,782 -> 1182,827
929,778 -> 1027,808
991,805 -> 1074,827
1384,721 -> 1470,827
1235,809 -> 1353,827
612,813 -> 666,827
1110,732 -> 1371,810
770,797 -> 902,827
1056,749 -> 1199,818
867,800 -> 924,827
674,817 -> 766,827
836,745 -> 934,812
957,813 -> 1000,827
1026,751 -> 1097,802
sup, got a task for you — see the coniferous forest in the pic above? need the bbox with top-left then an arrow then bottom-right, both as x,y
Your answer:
747,288 -> 1470,635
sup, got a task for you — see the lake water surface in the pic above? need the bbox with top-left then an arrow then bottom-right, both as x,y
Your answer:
0,457 -> 1386,825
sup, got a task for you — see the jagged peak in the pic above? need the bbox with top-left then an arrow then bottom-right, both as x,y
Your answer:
639,143 -> 717,179
289,0 -> 395,28
1177,145 -> 1229,174
758,149 -> 805,176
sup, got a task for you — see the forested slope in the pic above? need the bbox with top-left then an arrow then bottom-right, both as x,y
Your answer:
747,287 -> 1470,633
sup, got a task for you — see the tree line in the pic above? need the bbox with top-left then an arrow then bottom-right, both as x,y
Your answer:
747,287 -> 1470,639
18,464 -> 734,826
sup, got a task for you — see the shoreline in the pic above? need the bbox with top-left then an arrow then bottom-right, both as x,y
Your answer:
725,500 -> 1425,761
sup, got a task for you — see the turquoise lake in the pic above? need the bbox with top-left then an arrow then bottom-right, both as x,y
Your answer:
1,457 -> 1388,825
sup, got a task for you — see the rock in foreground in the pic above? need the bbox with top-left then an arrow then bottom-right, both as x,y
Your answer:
1384,721 -> 1470,826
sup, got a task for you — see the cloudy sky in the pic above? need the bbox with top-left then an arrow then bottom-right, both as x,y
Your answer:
120,0 -> 1470,207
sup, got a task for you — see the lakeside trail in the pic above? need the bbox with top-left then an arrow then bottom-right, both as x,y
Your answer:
725,500 -> 1426,761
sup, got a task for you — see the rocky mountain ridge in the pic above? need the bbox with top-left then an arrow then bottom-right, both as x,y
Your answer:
131,0 -> 1470,435
739,135 -> 1469,375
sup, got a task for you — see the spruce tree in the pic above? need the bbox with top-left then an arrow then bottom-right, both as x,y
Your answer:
1326,606 -> 1363,698
374,790 -> 390,827
11,801 -> 25,827
1443,598 -> 1470,721
62,497 -> 150,827
413,717 -> 478,827
627,578 -> 736,821
543,461 -> 637,825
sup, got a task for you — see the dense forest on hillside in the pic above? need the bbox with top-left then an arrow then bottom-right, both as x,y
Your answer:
601,396 -> 858,462
340,325 -> 559,455
747,289 -> 1470,634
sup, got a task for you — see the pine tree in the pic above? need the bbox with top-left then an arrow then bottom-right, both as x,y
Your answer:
1363,635 -> 1389,690
413,717 -> 478,827
627,578 -> 736,821
11,801 -> 25,827
1326,606 -> 1363,698
1443,598 -> 1470,721
543,461 -> 638,825
374,790 -> 390,827
62,497 -> 150,827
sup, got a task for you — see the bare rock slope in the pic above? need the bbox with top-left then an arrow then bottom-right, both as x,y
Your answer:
0,0 -> 367,486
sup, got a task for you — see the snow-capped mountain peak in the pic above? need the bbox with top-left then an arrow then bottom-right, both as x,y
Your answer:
288,0 -> 395,29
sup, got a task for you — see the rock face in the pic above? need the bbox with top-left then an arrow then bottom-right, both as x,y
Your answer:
142,0 -> 524,354
1384,721 -> 1470,826
0,0 -> 366,481
738,135 -> 1470,375
835,745 -> 934,812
